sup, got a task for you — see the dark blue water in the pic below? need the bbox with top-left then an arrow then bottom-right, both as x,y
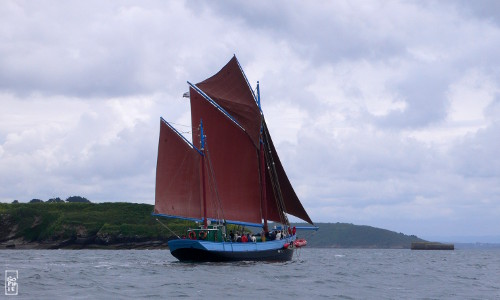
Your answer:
1,248 -> 499,299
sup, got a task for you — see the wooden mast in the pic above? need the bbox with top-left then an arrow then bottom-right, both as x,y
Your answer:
257,82 -> 269,234
200,119 -> 208,228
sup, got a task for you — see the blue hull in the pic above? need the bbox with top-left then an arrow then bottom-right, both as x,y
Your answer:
168,237 -> 295,262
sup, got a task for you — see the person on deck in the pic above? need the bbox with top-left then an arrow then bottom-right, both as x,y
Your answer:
241,234 -> 248,243
276,231 -> 281,240
229,230 -> 234,241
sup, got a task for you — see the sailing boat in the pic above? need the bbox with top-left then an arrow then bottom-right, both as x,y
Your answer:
153,56 -> 314,262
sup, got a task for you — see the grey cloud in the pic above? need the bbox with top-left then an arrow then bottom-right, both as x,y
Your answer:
451,120 -> 500,178
452,0 -> 500,25
0,2 -> 208,97
196,1 -> 408,64
377,66 -> 452,128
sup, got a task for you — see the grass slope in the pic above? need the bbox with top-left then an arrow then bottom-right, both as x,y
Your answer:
0,202 -> 194,247
1,202 -> 425,248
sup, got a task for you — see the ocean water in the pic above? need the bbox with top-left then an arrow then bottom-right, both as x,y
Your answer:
1,248 -> 499,299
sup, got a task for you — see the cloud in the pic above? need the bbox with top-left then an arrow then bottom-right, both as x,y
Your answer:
452,0 -> 500,25
1,0 -> 500,239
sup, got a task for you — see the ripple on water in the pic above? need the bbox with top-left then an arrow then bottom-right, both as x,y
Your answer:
1,249 -> 500,299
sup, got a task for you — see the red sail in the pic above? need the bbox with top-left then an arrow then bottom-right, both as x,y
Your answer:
196,56 -> 261,149
155,56 -> 313,226
264,123 -> 314,225
195,56 -> 313,225
264,164 -> 282,223
154,119 -> 202,219
190,87 -> 262,224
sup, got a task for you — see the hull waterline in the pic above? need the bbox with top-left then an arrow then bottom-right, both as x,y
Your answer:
171,247 -> 294,262
168,237 -> 295,262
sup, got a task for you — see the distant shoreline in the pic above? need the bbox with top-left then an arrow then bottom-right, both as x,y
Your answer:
2,239 -> 499,250
0,202 -> 431,249
0,239 -> 169,250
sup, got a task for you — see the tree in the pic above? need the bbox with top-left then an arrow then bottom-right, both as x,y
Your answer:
29,199 -> 44,203
12,200 -> 19,204
47,197 -> 65,203
66,196 -> 91,203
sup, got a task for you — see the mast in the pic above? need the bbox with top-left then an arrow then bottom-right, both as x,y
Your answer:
257,82 -> 269,233
190,56 -> 313,225
200,119 -> 208,228
190,85 -> 262,224
260,141 -> 268,232
257,81 -> 262,111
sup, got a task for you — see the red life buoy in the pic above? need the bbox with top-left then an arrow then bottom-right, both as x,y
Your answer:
199,231 -> 207,240
188,231 -> 196,240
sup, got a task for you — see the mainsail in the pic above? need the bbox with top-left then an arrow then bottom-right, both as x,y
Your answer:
154,55 -> 313,226
190,86 -> 262,224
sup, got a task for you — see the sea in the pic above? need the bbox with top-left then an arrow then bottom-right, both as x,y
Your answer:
1,248 -> 499,299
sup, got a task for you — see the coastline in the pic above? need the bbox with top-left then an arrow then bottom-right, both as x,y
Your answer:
0,238 -> 169,250
0,203 -> 430,249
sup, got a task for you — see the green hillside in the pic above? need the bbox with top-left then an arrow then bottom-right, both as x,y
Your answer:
292,222 -> 425,248
1,202 -> 425,249
0,202 -> 195,249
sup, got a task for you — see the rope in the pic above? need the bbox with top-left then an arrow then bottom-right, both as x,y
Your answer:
205,143 -> 226,224
167,121 -> 194,128
262,122 -> 290,227
295,246 -> 301,258
155,218 -> 180,239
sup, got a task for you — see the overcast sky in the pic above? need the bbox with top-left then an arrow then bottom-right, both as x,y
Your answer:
1,1 -> 499,241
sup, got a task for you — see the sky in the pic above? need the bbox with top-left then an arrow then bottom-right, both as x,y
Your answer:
1,1 -> 500,242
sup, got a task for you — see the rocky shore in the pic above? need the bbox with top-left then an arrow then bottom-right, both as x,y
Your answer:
1,237 -> 169,250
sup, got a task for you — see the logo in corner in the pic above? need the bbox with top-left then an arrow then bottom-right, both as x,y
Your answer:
5,270 -> 18,296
